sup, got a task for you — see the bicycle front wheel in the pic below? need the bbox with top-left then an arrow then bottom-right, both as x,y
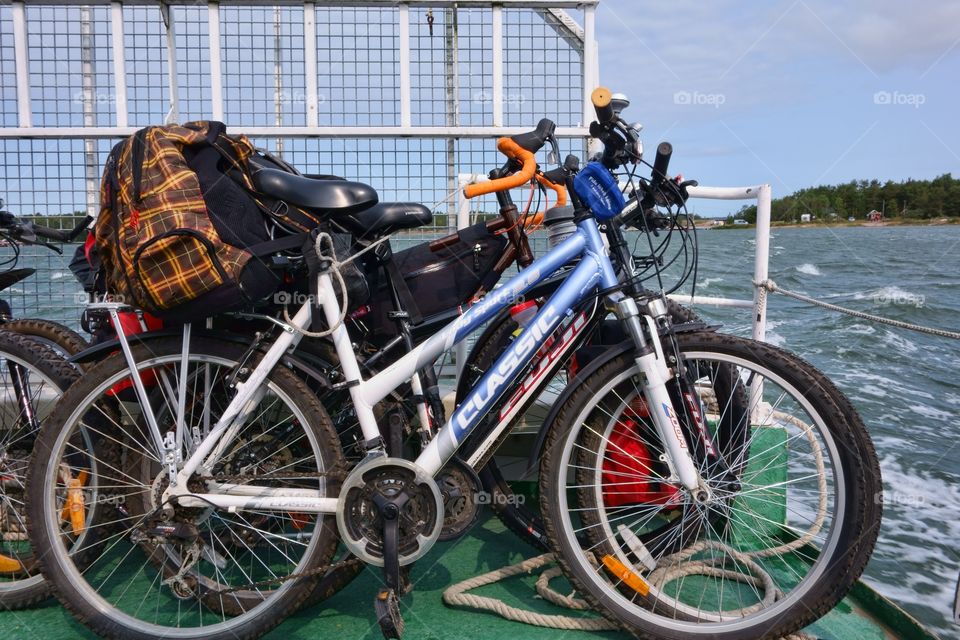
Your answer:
540,332 -> 881,640
26,337 -> 345,640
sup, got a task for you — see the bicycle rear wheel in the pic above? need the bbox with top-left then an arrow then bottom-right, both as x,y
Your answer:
26,337 -> 345,640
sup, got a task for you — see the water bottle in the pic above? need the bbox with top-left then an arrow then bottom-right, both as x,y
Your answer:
509,299 -> 555,356
544,205 -> 576,248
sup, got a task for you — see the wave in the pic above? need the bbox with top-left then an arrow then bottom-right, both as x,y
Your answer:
795,263 -> 822,276
863,456 -> 960,634
852,285 -> 925,308
50,271 -> 70,280
697,277 -> 724,289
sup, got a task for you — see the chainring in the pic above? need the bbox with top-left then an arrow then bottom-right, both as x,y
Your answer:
336,457 -> 443,567
436,457 -> 482,541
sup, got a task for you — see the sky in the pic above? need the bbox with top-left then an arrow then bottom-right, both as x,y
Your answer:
2,2 -> 958,220
593,0 -> 960,217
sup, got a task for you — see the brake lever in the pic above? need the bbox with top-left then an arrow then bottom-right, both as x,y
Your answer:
546,134 -> 560,165
673,179 -> 698,206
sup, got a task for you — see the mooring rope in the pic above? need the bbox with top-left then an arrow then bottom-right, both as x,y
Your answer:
443,410 -> 822,640
755,279 -> 960,340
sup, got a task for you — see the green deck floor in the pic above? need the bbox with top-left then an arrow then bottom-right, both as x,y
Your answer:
0,514 -> 936,639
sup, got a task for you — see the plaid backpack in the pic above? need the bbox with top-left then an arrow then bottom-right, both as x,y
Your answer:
95,121 -> 316,320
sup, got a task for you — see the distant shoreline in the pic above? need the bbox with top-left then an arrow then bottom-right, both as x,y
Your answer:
711,217 -> 960,230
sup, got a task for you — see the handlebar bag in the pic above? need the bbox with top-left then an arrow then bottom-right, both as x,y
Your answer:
360,222 -> 507,334
573,161 -> 626,221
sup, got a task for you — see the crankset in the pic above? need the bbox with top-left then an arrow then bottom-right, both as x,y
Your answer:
336,456 -> 444,639
336,457 -> 444,567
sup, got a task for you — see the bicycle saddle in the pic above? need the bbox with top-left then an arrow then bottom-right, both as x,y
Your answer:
337,202 -> 433,240
252,167 -> 378,214
0,268 -> 35,294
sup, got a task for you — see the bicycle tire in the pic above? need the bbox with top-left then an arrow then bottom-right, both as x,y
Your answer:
3,318 -> 88,360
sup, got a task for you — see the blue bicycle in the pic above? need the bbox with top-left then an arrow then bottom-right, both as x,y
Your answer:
26,89 -> 881,640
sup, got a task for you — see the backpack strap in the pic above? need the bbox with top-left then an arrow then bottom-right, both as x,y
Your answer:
130,126 -> 151,204
383,251 -> 424,326
246,232 -> 309,257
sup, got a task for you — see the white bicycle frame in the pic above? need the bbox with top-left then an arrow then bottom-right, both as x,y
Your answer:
137,216 -> 704,513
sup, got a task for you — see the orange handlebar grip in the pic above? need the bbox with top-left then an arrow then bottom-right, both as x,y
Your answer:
535,174 -> 567,207
522,211 -> 545,228
463,137 -> 537,199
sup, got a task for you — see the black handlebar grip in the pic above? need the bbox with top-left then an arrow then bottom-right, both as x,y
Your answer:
31,224 -> 72,242
511,118 -> 557,154
591,87 -> 615,124
651,142 -> 673,187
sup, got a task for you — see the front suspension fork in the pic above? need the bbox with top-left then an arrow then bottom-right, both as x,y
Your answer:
614,295 -> 703,493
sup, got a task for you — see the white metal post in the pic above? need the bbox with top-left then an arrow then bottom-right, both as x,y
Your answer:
273,6 -> 284,155
491,5 -> 504,127
454,177 -> 472,379
398,3 -> 412,128
80,7 -> 99,219
581,4 -> 596,128
752,184 -> 772,343
110,1 -> 128,128
207,2 -> 223,121
11,1 -> 31,128
159,2 -> 179,124
303,1 -> 319,128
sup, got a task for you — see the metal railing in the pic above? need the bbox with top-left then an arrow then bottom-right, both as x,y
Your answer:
0,0 -> 595,326
455,176 -> 774,346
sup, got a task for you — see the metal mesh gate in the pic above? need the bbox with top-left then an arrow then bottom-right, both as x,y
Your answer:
0,0 -> 596,325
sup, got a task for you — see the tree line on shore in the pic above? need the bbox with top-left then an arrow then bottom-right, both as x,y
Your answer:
729,174 -> 960,224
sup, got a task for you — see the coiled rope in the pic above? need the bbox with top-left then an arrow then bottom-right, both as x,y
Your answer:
443,410 -> 821,640
755,279 -> 960,340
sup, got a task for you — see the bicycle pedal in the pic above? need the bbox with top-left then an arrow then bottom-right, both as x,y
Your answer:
374,588 -> 404,639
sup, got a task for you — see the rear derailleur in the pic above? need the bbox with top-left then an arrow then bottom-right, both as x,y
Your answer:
131,519 -> 203,599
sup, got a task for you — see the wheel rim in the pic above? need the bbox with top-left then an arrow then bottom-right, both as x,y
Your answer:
0,350 -> 71,593
554,348 -> 847,632
38,351 -> 332,637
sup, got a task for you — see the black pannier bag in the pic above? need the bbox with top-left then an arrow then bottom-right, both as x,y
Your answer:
362,222 -> 507,332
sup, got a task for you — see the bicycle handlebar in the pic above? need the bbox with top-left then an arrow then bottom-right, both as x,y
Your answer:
536,170 -> 567,207
463,137 -> 537,199
0,212 -> 92,252
649,142 -> 673,193
591,87 -> 616,124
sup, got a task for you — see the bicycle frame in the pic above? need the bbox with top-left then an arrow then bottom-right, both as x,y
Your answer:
161,215 -> 703,512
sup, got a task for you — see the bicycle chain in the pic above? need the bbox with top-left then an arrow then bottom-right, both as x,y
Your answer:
189,469 -> 356,596
211,555 -> 363,595
204,469 -> 346,483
